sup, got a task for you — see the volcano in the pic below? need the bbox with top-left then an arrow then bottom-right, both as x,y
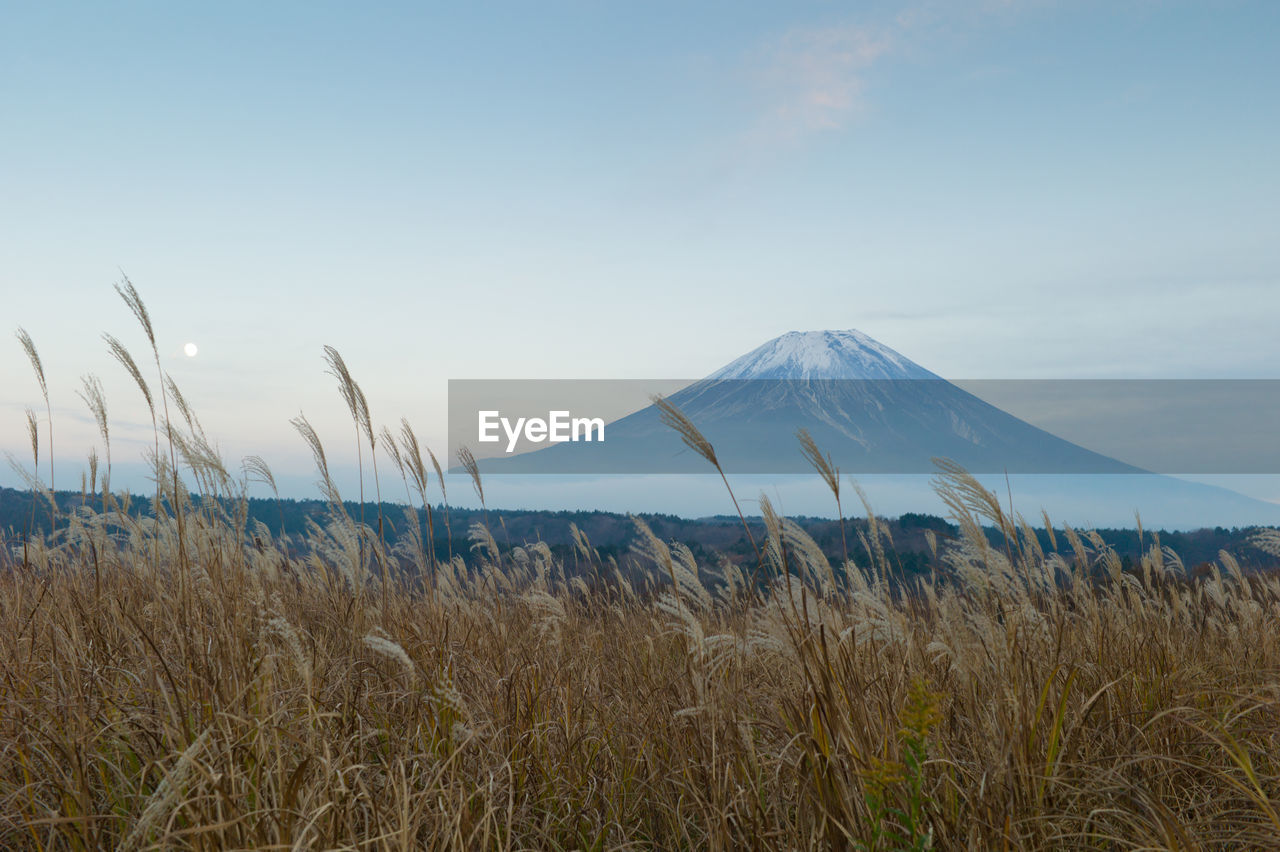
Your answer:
480,329 -> 1141,475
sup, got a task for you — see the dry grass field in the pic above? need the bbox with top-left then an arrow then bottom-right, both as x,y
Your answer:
4,286 -> 1280,849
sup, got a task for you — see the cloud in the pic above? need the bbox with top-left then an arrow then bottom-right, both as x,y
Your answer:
733,0 -> 1059,151
752,24 -> 891,141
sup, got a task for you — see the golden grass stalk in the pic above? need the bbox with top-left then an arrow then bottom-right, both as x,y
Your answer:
76,373 -> 111,496
652,393 -> 762,570
113,278 -> 190,603
23,408 -> 37,470
427,443 -> 452,561
14,327 -> 47,399
798,427 -> 848,567
457,445 -> 491,543
242,454 -> 277,497
397,419 -> 438,572
323,345 -> 389,607
458,445 -> 483,508
15,328 -> 53,492
114,274 -> 155,348
291,413 -> 343,510
323,346 -> 370,564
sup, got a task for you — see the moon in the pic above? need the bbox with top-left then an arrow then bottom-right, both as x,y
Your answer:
184,342 -> 198,358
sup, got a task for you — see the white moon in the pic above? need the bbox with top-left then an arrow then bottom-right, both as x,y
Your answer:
184,342 -> 198,358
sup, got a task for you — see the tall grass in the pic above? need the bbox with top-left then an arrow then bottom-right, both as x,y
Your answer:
3,291 -> 1280,849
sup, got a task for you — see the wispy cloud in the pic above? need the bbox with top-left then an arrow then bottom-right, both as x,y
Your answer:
742,0 -> 1056,145
750,24 -> 891,142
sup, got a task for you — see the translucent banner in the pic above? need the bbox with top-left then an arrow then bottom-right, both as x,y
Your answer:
447,379 -> 1280,474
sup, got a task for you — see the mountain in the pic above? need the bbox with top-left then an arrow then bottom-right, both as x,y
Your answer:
467,329 -> 1279,528
479,329 -> 1141,475
708,329 -> 940,381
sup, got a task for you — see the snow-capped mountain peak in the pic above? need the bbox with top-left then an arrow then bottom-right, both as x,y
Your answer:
707,330 -> 939,381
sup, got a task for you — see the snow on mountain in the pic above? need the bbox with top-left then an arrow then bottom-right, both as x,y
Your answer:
485,326 -> 1142,475
708,330 -> 939,381
476,328 -> 1280,526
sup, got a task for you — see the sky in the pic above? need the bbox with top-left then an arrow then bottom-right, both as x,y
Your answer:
2,0 -> 1278,503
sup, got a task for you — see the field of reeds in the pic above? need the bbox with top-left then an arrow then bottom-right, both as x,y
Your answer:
4,283 -> 1280,850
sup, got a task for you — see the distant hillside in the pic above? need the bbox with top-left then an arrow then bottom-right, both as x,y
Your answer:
3,486 -> 1276,577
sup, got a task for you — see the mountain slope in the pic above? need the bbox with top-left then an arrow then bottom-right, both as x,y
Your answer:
481,329 -> 1140,475
470,328 -> 1280,526
708,330 -> 940,381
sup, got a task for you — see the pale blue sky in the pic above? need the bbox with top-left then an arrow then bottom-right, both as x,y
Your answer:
3,0 -> 1278,498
